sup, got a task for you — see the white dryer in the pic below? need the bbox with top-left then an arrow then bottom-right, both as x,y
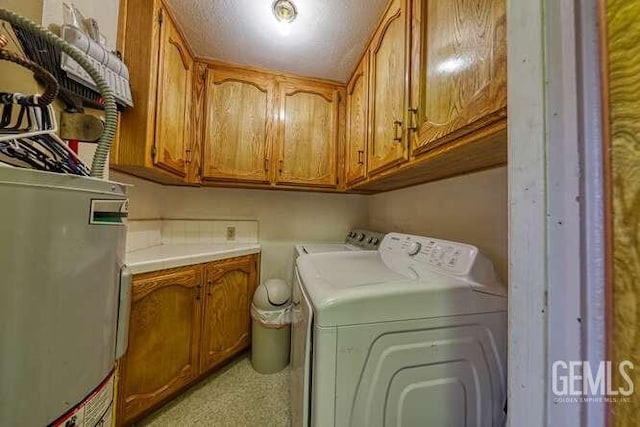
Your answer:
295,229 -> 385,258
291,233 -> 507,427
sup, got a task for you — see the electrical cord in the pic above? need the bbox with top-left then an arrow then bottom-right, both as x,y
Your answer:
0,49 -> 59,105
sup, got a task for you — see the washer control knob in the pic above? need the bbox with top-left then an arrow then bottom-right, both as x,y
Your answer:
357,233 -> 366,241
368,237 -> 374,244
407,242 -> 422,256
372,238 -> 380,245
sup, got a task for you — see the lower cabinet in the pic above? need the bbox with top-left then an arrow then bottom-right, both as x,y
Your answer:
116,254 -> 259,426
201,256 -> 258,372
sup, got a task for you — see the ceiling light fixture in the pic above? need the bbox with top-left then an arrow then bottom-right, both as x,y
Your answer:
272,0 -> 298,24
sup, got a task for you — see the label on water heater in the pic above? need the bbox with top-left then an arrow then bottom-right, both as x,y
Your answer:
49,370 -> 114,427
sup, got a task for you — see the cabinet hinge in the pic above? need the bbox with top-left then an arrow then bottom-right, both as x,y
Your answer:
158,9 -> 164,25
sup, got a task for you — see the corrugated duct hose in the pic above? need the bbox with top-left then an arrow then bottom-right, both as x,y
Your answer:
0,8 -> 117,178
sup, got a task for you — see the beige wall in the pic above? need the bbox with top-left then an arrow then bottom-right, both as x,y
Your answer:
41,0 -> 119,50
114,167 -> 508,286
111,172 -> 164,219
163,184 -> 369,282
111,171 -> 370,283
368,167 -> 508,284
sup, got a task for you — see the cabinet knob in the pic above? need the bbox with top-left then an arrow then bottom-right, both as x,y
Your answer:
357,150 -> 364,165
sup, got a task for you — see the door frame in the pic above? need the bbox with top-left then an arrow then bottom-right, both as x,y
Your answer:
508,0 -> 606,425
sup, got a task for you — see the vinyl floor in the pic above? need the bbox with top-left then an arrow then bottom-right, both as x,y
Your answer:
138,354 -> 290,427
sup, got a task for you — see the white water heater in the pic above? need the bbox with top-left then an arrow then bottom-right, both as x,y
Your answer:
0,168 -> 131,426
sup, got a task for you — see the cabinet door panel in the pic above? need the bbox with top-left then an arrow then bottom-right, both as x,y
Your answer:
201,256 -> 257,372
368,0 -> 408,175
409,0 -> 507,154
188,62 -> 208,184
154,11 -> 192,177
345,53 -> 369,186
276,82 -> 339,187
203,69 -> 274,183
118,266 -> 202,424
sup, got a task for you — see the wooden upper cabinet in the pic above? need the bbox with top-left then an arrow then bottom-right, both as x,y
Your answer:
408,0 -> 507,155
118,265 -> 202,424
153,8 -> 193,177
202,67 -> 275,184
345,53 -> 369,186
275,80 -> 340,188
114,0 -> 196,184
343,0 -> 507,191
368,0 -> 409,175
201,256 -> 258,373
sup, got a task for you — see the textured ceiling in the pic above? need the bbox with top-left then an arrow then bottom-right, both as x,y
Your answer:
164,0 -> 389,82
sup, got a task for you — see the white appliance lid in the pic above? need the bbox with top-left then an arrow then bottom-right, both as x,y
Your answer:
299,251 -> 409,287
296,251 -> 506,327
298,243 -> 359,254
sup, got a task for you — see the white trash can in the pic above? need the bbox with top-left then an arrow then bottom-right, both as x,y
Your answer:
250,279 -> 291,374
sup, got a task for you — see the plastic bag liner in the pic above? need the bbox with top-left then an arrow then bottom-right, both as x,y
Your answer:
251,303 -> 292,329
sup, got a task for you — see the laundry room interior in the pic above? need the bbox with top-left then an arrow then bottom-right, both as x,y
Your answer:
119,167 -> 507,291
1,0 -> 635,425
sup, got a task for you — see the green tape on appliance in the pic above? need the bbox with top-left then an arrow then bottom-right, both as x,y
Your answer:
90,199 -> 128,225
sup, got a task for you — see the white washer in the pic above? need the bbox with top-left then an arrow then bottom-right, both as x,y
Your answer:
291,233 -> 507,427
295,229 -> 385,258
291,228 -> 382,425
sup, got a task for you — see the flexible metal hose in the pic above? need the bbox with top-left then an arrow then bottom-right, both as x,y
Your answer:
0,8 -> 117,178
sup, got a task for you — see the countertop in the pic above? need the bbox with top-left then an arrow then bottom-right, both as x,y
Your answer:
126,243 -> 261,274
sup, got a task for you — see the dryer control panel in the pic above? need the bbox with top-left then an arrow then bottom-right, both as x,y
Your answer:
378,233 -> 506,295
345,229 -> 386,250
380,233 -> 478,276
379,233 -> 504,295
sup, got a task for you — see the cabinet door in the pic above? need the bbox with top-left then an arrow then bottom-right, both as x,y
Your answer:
201,256 -> 258,373
118,265 -> 202,424
275,81 -> 339,188
368,0 -> 409,175
409,0 -> 507,155
345,53 -> 369,186
203,68 -> 275,183
154,9 -> 192,177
